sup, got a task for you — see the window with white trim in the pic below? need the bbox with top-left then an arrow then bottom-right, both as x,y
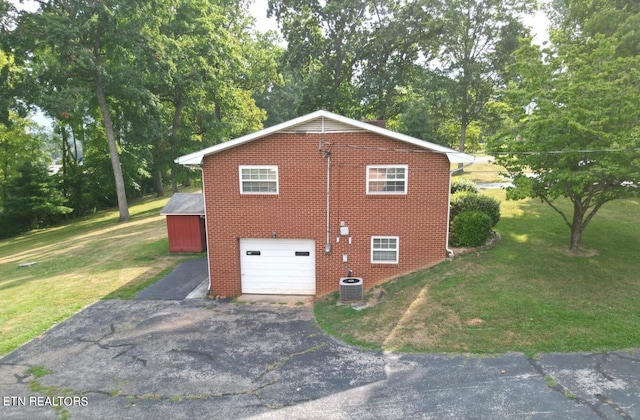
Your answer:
366,165 -> 408,194
239,165 -> 278,194
371,236 -> 399,264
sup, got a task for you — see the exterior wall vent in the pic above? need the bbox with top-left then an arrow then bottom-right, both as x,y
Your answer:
282,118 -> 366,133
339,277 -> 363,303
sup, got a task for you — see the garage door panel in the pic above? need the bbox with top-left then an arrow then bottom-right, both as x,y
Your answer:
242,267 -> 315,276
240,238 -> 315,295
243,285 -> 313,294
245,255 -> 313,265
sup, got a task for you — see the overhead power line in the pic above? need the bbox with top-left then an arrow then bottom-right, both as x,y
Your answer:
493,148 -> 640,155
323,142 -> 640,156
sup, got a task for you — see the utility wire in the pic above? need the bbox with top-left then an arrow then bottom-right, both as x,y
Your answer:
493,148 -> 640,155
324,142 -> 640,156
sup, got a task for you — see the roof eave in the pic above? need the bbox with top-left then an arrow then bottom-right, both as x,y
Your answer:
446,152 -> 475,164
174,110 -> 476,165
160,212 -> 205,216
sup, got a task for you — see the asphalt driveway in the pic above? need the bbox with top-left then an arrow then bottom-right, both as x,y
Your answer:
133,258 -> 209,300
1,299 -> 639,419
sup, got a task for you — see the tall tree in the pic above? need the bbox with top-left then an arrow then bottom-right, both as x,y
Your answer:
436,0 -> 531,167
7,0 -> 155,221
269,0 -> 367,115
358,0 -> 441,120
490,6 -> 640,251
0,114 -> 44,202
269,0 -> 444,121
142,0 -> 279,194
1,160 -> 72,237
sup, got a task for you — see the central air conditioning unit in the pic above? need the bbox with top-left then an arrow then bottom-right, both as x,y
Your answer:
339,277 -> 363,303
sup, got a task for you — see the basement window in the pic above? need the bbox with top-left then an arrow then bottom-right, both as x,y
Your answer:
371,236 -> 399,264
239,165 -> 279,194
366,165 -> 408,194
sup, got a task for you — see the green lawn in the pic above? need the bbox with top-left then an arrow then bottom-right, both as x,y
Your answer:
315,190 -> 640,355
0,194 -> 201,357
3,186 -> 639,358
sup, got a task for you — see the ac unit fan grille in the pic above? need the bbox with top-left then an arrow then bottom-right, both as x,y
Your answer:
339,277 -> 363,303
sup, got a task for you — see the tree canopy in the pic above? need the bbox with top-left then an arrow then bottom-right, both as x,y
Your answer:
2,0 -> 639,250
490,1 -> 640,251
1,0 -> 278,227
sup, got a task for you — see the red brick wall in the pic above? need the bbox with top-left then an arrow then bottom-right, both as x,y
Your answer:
201,131 -> 451,297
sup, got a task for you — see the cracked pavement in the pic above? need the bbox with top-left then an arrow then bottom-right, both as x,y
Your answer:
1,300 -> 639,419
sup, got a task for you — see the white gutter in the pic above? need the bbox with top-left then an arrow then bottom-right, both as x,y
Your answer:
196,165 -> 212,294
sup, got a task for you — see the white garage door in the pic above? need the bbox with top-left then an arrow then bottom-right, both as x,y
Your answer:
240,239 -> 316,295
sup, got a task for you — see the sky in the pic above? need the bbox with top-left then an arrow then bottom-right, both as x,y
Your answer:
249,0 -> 279,33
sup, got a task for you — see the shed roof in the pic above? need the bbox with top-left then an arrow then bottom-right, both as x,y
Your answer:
160,193 -> 205,216
175,110 -> 475,165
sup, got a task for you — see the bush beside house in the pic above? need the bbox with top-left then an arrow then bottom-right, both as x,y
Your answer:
450,210 -> 493,247
449,179 -> 500,247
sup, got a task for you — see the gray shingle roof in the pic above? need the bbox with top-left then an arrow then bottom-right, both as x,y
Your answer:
160,193 -> 205,216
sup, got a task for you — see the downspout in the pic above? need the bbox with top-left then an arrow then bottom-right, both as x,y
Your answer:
186,163 -> 211,293
201,165 -> 211,292
446,161 -> 455,258
322,117 -> 332,254
325,148 -> 331,254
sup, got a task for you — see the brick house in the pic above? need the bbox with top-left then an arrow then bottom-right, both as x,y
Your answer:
176,110 -> 474,297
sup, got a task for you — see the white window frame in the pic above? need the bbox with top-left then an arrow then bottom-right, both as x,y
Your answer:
366,165 -> 408,195
239,165 -> 279,194
371,236 -> 399,264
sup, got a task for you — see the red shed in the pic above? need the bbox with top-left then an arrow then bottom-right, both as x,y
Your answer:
160,193 -> 206,253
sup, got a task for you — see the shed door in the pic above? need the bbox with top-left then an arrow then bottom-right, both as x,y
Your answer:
240,239 -> 316,295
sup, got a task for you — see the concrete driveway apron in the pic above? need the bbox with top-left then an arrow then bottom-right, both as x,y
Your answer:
1,299 -> 639,419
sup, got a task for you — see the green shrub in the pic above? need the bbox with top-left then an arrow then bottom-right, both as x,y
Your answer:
451,178 -> 479,195
450,210 -> 492,247
0,162 -> 72,238
450,192 -> 501,227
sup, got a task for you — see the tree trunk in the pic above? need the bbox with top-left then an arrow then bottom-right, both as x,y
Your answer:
94,71 -> 130,222
569,224 -> 582,251
170,166 -> 178,194
170,89 -> 184,194
457,122 -> 467,171
60,124 -> 68,195
1,142 -> 8,201
154,169 -> 164,197
569,201 -> 584,251
457,88 -> 470,171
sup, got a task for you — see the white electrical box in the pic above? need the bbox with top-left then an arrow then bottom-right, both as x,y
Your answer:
340,226 -> 349,236
342,254 -> 348,262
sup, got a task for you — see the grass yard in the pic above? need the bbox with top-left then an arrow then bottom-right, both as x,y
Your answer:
0,193 -> 201,357
315,189 -> 640,355
451,152 -> 510,184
